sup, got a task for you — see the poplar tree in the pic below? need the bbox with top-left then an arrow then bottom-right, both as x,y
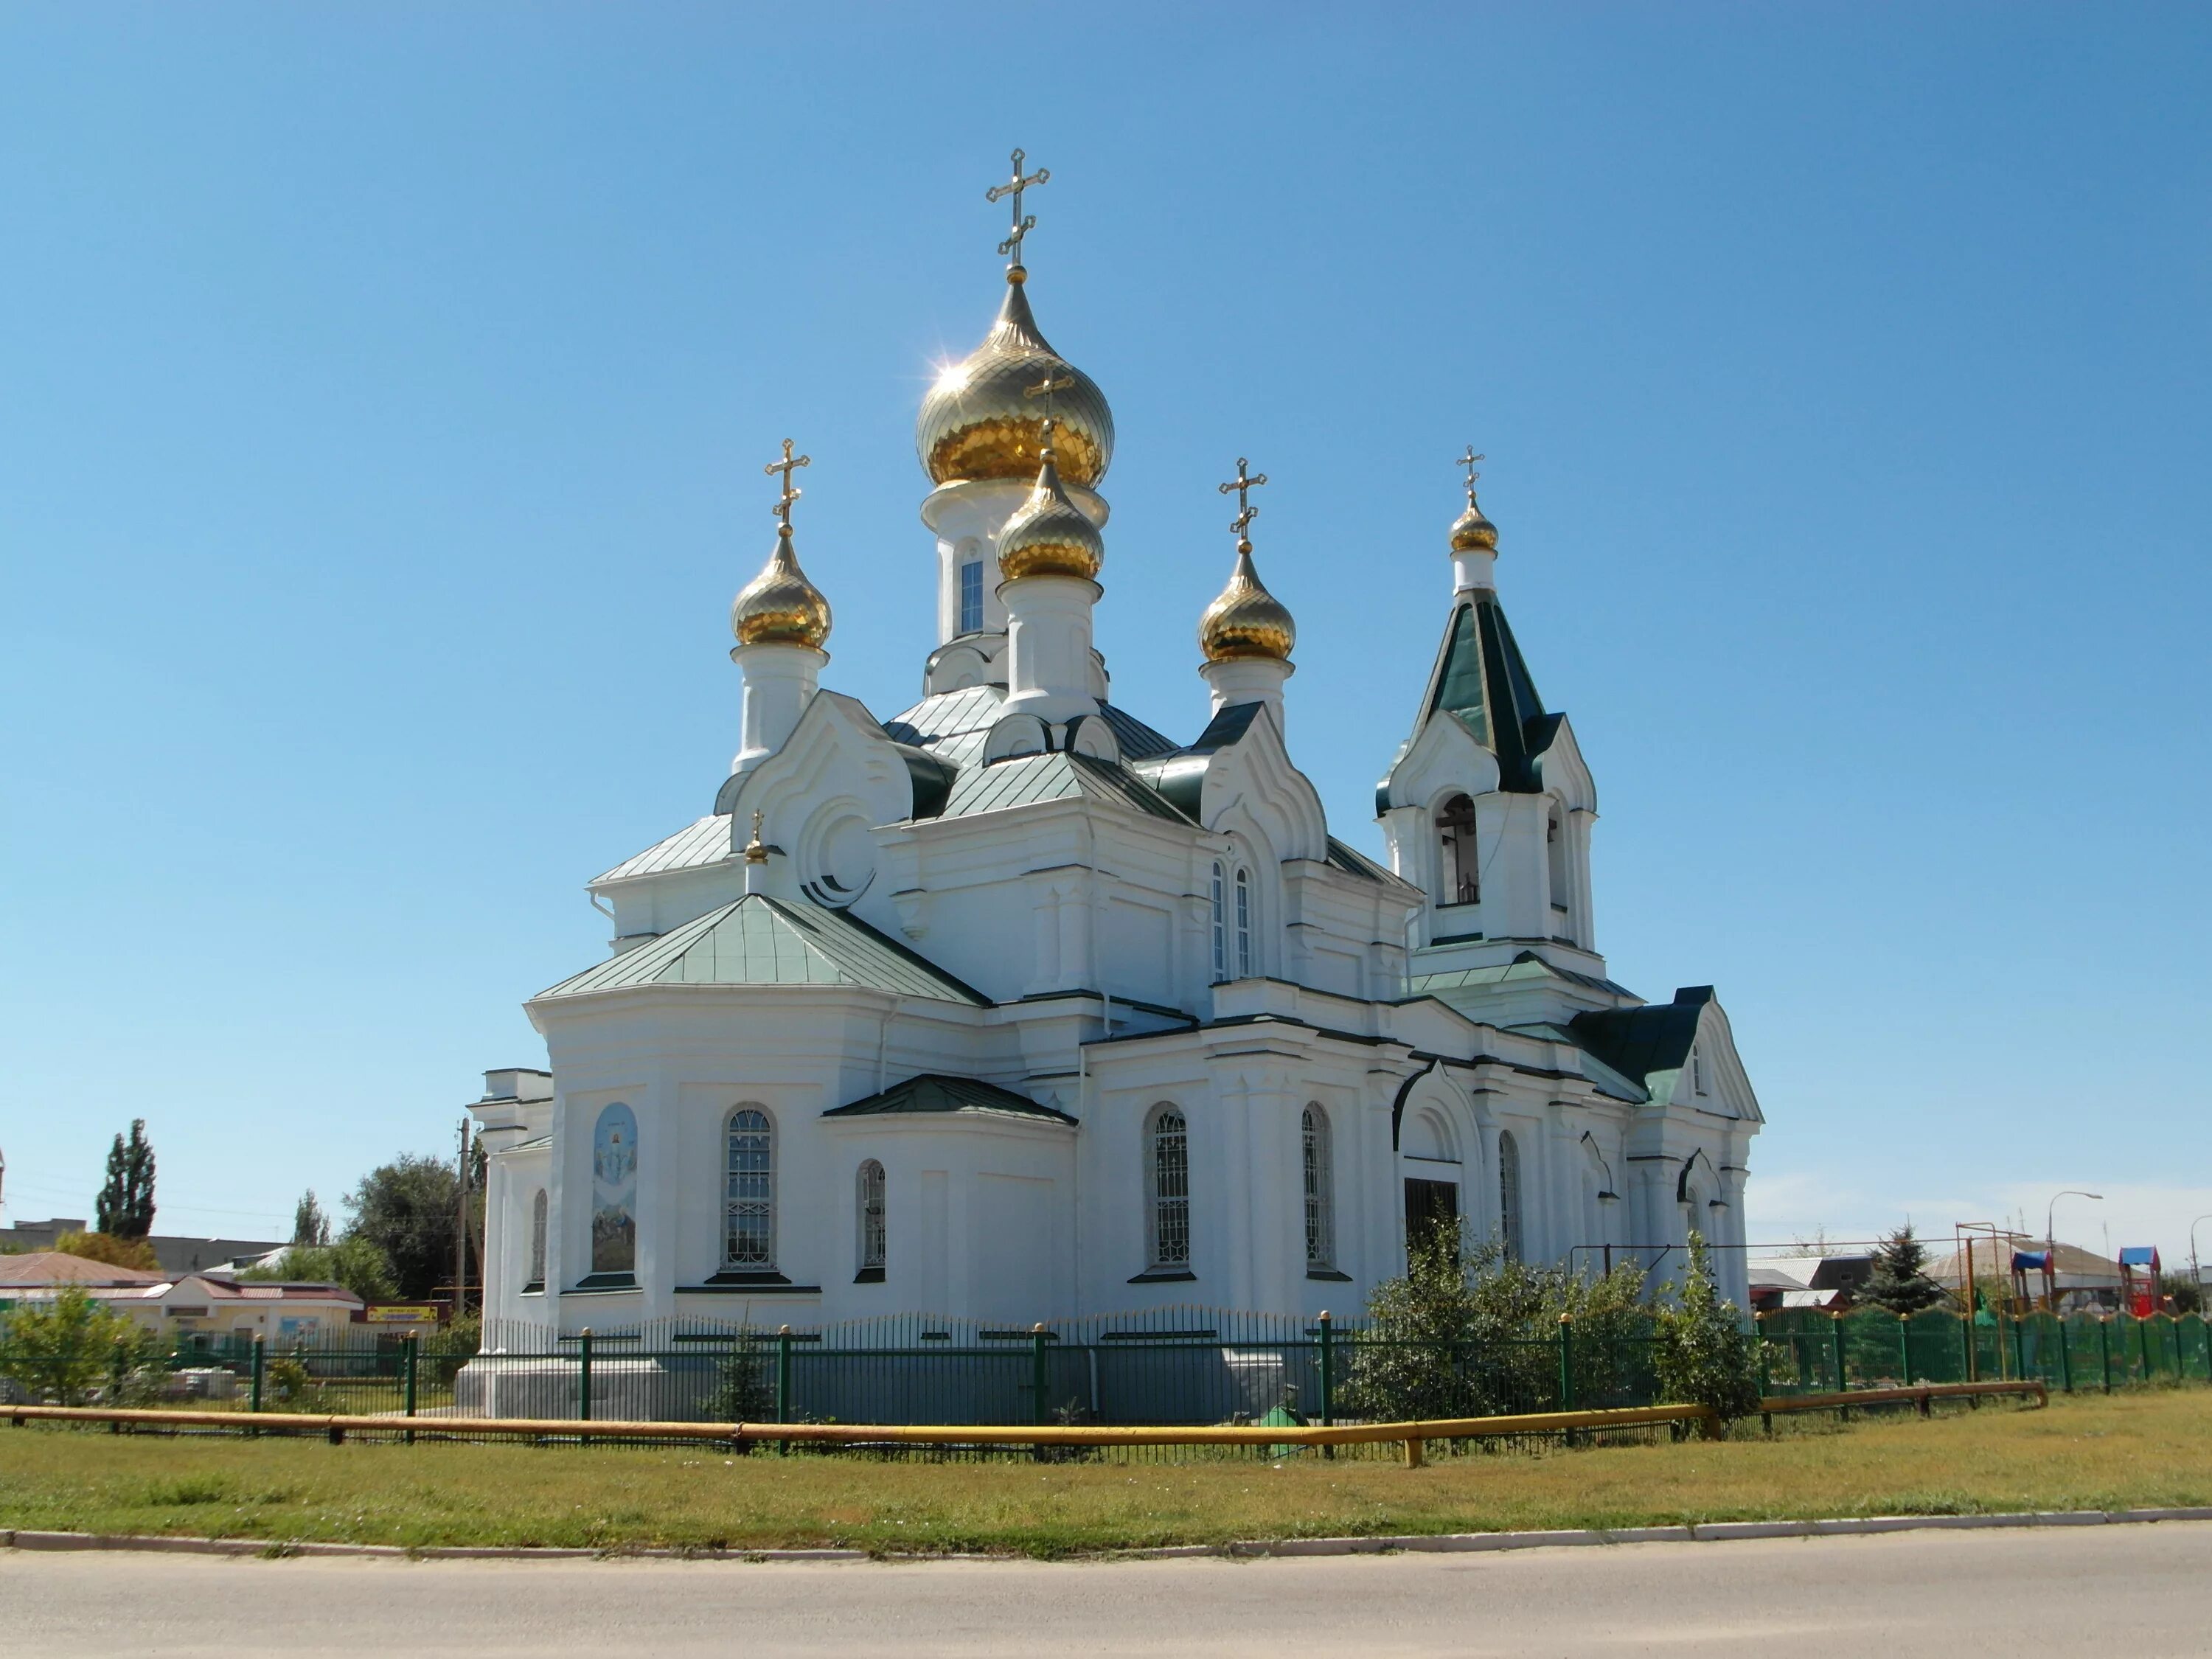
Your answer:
94,1119 -> 157,1239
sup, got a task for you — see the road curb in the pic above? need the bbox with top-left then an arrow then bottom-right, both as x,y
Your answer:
7,1509 -> 2212,1564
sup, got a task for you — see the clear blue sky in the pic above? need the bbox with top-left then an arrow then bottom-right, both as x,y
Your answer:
3,6 -> 2207,1265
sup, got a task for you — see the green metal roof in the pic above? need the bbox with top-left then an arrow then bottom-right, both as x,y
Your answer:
1405,948 -> 1633,1001
594,814 -> 734,885
823,1073 -> 1075,1124
1382,594 -> 1559,801
1568,987 -> 1714,1102
537,894 -> 990,1005
936,751 -> 1194,824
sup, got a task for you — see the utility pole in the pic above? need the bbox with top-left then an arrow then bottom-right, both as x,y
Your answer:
453,1116 -> 471,1320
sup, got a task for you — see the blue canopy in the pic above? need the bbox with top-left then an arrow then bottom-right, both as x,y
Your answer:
2012,1250 -> 2053,1273
2118,1246 -> 2161,1269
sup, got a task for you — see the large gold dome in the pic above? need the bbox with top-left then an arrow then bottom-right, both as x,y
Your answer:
917,271 -> 1113,490
731,524 -> 832,650
1199,546 -> 1295,662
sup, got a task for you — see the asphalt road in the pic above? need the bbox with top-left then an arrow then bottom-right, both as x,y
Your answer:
5,1523 -> 2209,1657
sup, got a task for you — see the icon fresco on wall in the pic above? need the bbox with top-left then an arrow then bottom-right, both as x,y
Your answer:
591,1102 -> 638,1276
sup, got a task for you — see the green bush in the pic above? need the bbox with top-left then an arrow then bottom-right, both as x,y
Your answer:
0,1287 -> 159,1405
1653,1233 -> 1761,1422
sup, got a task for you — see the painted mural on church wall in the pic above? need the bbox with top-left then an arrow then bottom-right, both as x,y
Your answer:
591,1102 -> 638,1275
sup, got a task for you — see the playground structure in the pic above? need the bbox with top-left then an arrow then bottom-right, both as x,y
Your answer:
2120,1246 -> 2163,1318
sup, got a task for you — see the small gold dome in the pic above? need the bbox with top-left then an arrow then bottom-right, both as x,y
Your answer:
731,524 -> 832,649
917,272 -> 1114,490
1200,546 -> 1295,662
1450,495 -> 1498,554
997,445 -> 1105,582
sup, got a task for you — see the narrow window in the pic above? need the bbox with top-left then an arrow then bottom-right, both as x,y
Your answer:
725,1108 -> 775,1269
857,1159 -> 886,1279
1437,793 -> 1480,905
1302,1106 -> 1334,1270
1234,868 -> 1253,978
1692,1051 -> 1707,1095
1547,811 -> 1570,919
1148,1106 -> 1191,1269
1498,1130 -> 1524,1263
526,1189 -> 547,1290
958,560 -> 984,634
1210,860 -> 1227,982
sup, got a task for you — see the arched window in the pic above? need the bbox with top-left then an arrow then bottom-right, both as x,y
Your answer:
856,1159 -> 886,1281
958,559 -> 984,633
1302,1106 -> 1334,1270
1210,861 -> 1228,982
1437,793 -> 1480,905
1147,1105 -> 1191,1270
588,1103 -> 638,1279
526,1189 -> 547,1290
1498,1129 -> 1524,1262
724,1108 -> 775,1270
1234,867 -> 1253,977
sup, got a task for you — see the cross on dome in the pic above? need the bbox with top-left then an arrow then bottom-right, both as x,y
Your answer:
764,438 -> 810,529
1218,456 -> 1270,551
987,148 -> 1050,268
1456,445 -> 1486,506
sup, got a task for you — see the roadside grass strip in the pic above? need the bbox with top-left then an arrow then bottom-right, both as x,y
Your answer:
3,1390 -> 2208,1559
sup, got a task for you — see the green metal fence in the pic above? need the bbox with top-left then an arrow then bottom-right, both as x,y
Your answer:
7,1306 -> 2204,1453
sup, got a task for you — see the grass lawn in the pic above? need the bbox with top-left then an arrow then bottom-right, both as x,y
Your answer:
3,1390 -> 2208,1557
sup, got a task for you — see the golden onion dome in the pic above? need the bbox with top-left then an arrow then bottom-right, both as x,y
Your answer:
996,441 -> 1105,582
731,524 -> 832,650
917,271 -> 1114,490
1199,546 -> 1296,663
1449,493 -> 1499,554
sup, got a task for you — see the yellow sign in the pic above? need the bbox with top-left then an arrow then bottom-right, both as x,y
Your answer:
363,1305 -> 439,1324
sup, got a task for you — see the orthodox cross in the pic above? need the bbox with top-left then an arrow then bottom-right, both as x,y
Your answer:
1024,368 -> 1074,423
764,438 -> 810,528
1218,456 -> 1269,549
743,810 -> 768,864
987,147 -> 1049,264
1456,445 -> 1486,506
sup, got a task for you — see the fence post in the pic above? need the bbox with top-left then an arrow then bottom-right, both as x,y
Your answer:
1317,1311 -> 1335,1458
2011,1314 -> 2027,1384
1031,1324 -> 1051,1427
775,1325 -> 793,1455
2098,1315 -> 2112,1393
1958,1310 -> 1974,1386
403,1334 -> 419,1444
2138,1314 -> 2152,1380
249,1332 -> 265,1416
2058,1313 -> 2073,1394
108,1338 -> 127,1430
578,1328 -> 594,1422
1831,1312 -> 1849,1421
1899,1315 -> 1913,1387
1758,1330 -> 1773,1436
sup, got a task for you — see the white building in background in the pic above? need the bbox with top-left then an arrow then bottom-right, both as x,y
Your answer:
470,162 -> 1763,1338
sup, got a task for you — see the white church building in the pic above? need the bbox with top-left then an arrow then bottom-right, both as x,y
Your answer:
469,162 -> 1763,1337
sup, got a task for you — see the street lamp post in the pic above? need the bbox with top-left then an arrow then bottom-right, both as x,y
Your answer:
2189,1214 -> 2212,1311
2045,1190 -> 2104,1312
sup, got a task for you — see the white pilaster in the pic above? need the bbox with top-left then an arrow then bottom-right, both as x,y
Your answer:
729,641 -> 825,776
1001,574 -> 1102,724
1198,655 -> 1294,731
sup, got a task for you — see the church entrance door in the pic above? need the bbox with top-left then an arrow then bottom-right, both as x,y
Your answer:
1404,1178 -> 1459,1257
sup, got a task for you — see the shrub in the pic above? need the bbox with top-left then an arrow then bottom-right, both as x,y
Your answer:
0,1286 -> 159,1405
1653,1233 -> 1761,1422
52,1231 -> 159,1272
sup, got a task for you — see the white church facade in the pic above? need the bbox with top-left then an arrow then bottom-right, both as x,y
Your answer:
470,160 -> 1763,1336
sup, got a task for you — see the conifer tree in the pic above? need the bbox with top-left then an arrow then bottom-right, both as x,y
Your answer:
293,1189 -> 331,1248
1857,1222 -> 1946,1315
94,1119 -> 157,1239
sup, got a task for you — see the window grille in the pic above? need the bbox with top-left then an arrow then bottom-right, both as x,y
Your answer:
1234,868 -> 1252,978
1150,1107 -> 1191,1267
858,1159 -> 886,1272
959,560 -> 984,634
1302,1107 -> 1333,1268
725,1108 -> 775,1268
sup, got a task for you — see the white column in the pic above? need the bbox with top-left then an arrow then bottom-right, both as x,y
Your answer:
1002,574 -> 1102,724
1453,548 -> 1497,594
1198,656 -> 1293,732
730,642 -> 825,776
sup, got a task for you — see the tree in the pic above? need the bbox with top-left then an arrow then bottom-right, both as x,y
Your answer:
0,1286 -> 156,1405
52,1230 -> 159,1272
240,1236 -> 398,1304
345,1155 -> 462,1301
1653,1232 -> 1762,1423
292,1190 -> 331,1248
95,1119 -> 158,1239
1856,1223 -> 1947,1315
2159,1271 -> 2203,1315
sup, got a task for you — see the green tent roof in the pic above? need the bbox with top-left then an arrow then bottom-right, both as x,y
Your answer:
1568,987 -> 1714,1102
537,894 -> 989,1005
